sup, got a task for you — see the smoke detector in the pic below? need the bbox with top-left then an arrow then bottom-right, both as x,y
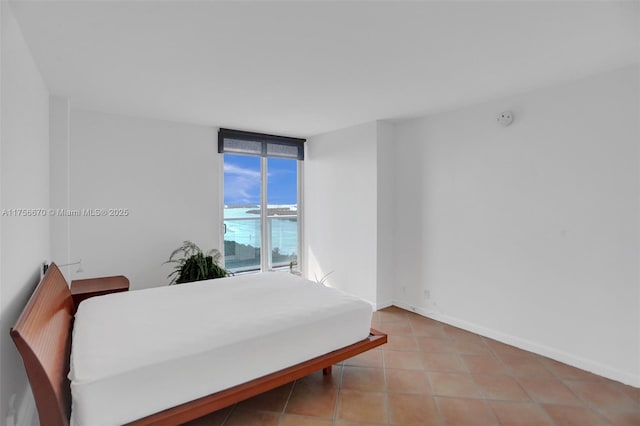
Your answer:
497,111 -> 514,127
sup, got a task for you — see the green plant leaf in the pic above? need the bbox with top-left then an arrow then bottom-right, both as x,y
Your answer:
165,240 -> 229,284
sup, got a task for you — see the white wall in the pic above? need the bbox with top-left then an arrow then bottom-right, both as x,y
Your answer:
376,121 -> 395,308
50,108 -> 222,289
0,1 -> 50,422
50,96 -> 71,281
393,65 -> 639,386
304,122 -> 378,305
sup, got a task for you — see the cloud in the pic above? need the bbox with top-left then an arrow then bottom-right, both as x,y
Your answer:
223,159 -> 297,206
224,163 -> 260,205
267,168 -> 295,178
224,163 -> 260,179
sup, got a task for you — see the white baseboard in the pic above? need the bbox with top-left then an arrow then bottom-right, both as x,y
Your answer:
392,300 -> 436,318
392,300 -> 640,387
16,385 -> 37,426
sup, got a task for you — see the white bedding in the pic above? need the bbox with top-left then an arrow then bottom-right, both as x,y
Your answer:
70,272 -> 372,425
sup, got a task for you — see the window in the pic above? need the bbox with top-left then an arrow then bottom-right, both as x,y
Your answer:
220,129 -> 304,273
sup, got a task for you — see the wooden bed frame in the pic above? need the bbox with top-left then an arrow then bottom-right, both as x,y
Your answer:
10,263 -> 387,426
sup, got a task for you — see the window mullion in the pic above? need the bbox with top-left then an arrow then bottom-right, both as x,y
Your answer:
261,157 -> 269,272
297,160 -> 303,274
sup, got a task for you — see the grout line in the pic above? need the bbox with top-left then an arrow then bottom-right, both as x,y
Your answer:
381,349 -> 391,426
539,402 -> 558,426
431,396 -> 446,426
219,404 -> 236,426
559,378 -> 637,420
485,399 -> 503,426
331,364 -> 345,426
424,371 -> 447,426
277,380 -> 297,425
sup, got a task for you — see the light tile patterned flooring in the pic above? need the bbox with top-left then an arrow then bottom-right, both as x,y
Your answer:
185,307 -> 640,426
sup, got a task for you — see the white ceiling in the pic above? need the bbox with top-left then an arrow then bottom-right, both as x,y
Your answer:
10,1 -> 639,137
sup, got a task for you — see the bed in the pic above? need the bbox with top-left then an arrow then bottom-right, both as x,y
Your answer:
10,263 -> 386,426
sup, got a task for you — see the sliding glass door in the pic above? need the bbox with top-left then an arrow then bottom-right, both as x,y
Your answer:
223,155 -> 300,273
223,154 -> 262,272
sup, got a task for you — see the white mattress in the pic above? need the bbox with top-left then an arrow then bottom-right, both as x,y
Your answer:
69,272 -> 372,425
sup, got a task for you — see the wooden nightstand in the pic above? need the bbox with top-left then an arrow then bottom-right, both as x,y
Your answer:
70,275 -> 130,311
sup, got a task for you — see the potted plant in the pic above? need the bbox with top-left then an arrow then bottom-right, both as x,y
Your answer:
165,241 -> 229,284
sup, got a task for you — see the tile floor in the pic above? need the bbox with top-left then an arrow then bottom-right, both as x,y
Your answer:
184,306 -> 640,425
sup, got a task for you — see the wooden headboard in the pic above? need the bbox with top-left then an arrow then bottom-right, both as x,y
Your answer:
10,263 -> 73,426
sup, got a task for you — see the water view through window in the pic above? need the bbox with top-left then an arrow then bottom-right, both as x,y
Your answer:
223,155 -> 298,272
